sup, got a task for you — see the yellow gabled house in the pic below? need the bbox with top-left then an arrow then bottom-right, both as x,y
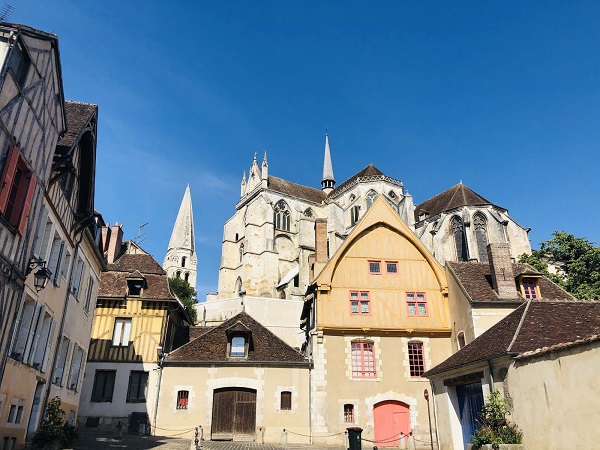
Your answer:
301,196 -> 452,447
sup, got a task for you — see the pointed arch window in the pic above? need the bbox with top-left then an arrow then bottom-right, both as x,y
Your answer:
451,216 -> 468,262
473,213 -> 489,262
239,243 -> 244,263
366,191 -> 377,209
181,256 -> 187,267
234,277 -> 242,295
303,208 -> 314,218
274,200 -> 291,231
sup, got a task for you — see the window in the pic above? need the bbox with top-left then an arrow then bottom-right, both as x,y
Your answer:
47,234 -> 64,286
14,406 -> 23,424
280,391 -> 292,410
274,200 -> 291,231
7,404 -> 16,422
239,243 -> 244,263
350,205 -> 360,225
177,391 -> 189,410
83,276 -> 95,312
386,262 -> 398,274
181,256 -> 187,267
91,370 -> 116,402
457,331 -> 466,350
350,291 -> 370,315
407,293 -> 427,316
10,299 -> 54,370
68,346 -> 84,391
303,208 -> 313,218
112,318 -> 132,346
408,342 -> 425,377
351,341 -> 376,378
7,39 -> 31,88
176,271 -> 181,278
522,280 -> 538,299
366,190 -> 377,209
71,258 -> 84,298
473,213 -> 489,262
184,272 -> 190,282
369,261 -> 381,274
127,371 -> 148,402
127,278 -> 143,297
230,336 -> 246,357
61,249 -> 72,280
451,216 -> 468,262
344,404 -> 354,423
53,337 -> 70,385
0,145 -> 35,234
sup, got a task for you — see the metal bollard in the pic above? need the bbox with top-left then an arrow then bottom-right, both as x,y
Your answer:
194,427 -> 199,449
399,432 -> 406,449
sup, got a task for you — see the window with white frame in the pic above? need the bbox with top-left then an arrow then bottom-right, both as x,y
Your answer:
67,346 -> 84,391
71,258 -> 84,298
11,299 -> 54,370
53,337 -> 70,385
61,249 -> 72,280
47,234 -> 64,286
176,390 -> 189,410
351,341 -> 376,378
344,404 -> 354,423
407,293 -> 428,316
112,318 -> 132,347
408,341 -> 425,377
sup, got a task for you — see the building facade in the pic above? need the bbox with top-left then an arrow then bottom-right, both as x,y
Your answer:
78,229 -> 190,433
300,197 -> 452,446
0,24 -> 105,449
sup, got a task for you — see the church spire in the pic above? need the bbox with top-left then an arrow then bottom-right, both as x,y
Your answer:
321,131 -> 335,194
163,184 -> 197,290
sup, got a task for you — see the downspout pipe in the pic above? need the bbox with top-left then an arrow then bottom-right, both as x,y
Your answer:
152,353 -> 167,435
430,380 -> 441,450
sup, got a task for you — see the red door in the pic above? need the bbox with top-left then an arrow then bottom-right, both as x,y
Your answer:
373,401 -> 410,447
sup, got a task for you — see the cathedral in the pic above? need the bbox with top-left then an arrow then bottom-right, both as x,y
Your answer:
215,134 -> 531,302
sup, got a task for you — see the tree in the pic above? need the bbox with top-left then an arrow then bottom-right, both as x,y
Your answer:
519,231 -> 600,300
32,397 -> 78,449
168,277 -> 198,324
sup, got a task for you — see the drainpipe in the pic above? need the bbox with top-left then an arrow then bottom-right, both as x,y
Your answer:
430,380 -> 441,450
152,350 -> 167,435
487,360 -> 494,391
41,230 -> 84,419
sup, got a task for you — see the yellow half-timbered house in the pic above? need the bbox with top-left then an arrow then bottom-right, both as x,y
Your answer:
301,196 -> 452,447
78,231 -> 190,433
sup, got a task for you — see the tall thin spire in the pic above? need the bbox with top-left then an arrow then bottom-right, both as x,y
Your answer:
321,131 -> 335,194
163,184 -> 197,290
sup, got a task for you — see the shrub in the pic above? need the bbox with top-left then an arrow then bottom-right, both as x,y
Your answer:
31,397 -> 78,449
472,390 -> 523,450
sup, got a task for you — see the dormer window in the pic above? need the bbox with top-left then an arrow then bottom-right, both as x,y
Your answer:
229,335 -> 247,357
518,276 -> 541,300
127,278 -> 144,297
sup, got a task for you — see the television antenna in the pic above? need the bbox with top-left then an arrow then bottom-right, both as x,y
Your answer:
0,4 -> 14,22
134,222 -> 148,244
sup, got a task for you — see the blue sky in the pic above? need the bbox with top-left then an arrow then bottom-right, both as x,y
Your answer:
14,1 -> 600,298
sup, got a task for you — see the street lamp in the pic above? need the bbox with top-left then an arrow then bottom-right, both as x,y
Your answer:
26,257 -> 52,292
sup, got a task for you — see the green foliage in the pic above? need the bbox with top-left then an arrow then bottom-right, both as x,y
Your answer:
31,397 -> 78,449
169,277 -> 198,324
519,231 -> 600,300
472,390 -> 523,450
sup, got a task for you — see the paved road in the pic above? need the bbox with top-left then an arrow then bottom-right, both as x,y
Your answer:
71,430 -> 346,450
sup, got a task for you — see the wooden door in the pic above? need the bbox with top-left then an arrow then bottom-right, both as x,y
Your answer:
456,382 -> 484,450
373,400 -> 410,447
211,388 -> 256,440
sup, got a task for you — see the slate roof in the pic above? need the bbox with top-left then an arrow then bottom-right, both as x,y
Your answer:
414,183 -> 494,220
448,262 -> 576,303
328,163 -> 386,197
425,301 -> 600,377
165,311 -> 308,365
57,101 -> 97,148
98,252 -> 174,301
267,176 -> 326,204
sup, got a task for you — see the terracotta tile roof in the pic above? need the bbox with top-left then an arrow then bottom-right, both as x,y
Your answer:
108,253 -> 166,275
414,183 -> 493,220
425,301 -> 600,377
267,176 -> 326,204
57,101 -> 97,148
448,262 -> 576,303
98,253 -> 174,301
165,311 -> 308,365
328,163 -> 386,197
172,326 -> 212,350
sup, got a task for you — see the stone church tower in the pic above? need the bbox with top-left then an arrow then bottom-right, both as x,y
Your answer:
163,185 -> 197,288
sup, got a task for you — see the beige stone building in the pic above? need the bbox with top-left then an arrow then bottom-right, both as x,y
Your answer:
425,301 -> 597,450
155,311 -> 310,443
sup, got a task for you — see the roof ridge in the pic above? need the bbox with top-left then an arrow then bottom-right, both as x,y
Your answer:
507,301 -> 532,352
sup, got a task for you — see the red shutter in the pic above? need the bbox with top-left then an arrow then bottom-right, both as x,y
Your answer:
0,145 -> 20,212
17,173 -> 35,235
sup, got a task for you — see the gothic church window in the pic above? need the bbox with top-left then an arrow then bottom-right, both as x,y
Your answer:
350,206 -> 360,226
181,256 -> 187,267
451,216 -> 468,262
303,208 -> 314,218
473,213 -> 489,262
274,200 -> 291,231
366,190 -> 377,209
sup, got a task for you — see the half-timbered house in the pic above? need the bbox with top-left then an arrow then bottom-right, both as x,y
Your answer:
78,229 -> 190,433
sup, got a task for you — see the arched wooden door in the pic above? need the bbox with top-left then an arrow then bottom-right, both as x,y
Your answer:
373,400 -> 410,447
211,388 -> 257,441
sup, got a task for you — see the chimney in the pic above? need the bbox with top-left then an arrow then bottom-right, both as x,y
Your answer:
313,219 -> 328,277
101,224 -> 111,254
487,243 -> 516,299
107,222 -> 124,264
